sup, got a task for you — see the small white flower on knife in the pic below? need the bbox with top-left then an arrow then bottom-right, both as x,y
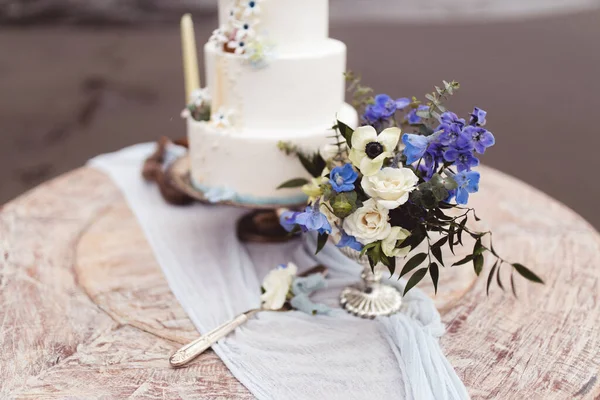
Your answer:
261,262 -> 297,310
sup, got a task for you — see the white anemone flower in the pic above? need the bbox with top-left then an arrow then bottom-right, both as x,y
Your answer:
348,126 -> 402,176
210,108 -> 234,129
228,35 -> 249,55
242,0 -> 263,17
234,20 -> 257,40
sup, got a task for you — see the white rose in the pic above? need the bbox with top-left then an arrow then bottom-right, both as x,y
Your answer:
343,199 -> 392,245
381,227 -> 411,258
361,167 -> 419,209
260,262 -> 298,310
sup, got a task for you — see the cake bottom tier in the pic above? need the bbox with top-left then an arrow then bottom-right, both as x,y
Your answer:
188,103 -> 358,206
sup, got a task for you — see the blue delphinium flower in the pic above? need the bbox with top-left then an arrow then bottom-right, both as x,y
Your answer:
374,94 -> 398,118
458,126 -> 495,154
469,107 -> 487,126
395,97 -> 411,110
438,121 -> 463,146
329,163 -> 358,193
402,133 -> 432,164
453,170 -> 481,204
336,231 -> 363,252
294,205 -> 332,235
421,141 -> 445,180
440,111 -> 466,128
437,111 -> 466,146
279,210 -> 300,232
363,104 -> 383,124
363,94 -> 409,124
405,105 -> 429,125
444,140 -> 479,172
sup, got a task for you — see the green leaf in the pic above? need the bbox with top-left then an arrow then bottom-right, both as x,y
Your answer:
429,262 -> 439,294
448,228 -> 456,255
433,236 -> 448,248
486,260 -> 498,295
360,242 -> 377,257
512,263 -> 544,284
380,253 -> 396,276
400,252 -> 427,278
367,242 -> 382,268
510,273 -> 518,298
298,152 -> 326,178
368,253 -> 378,269
277,178 -> 310,189
433,208 -> 453,221
473,254 -> 484,276
452,254 -> 474,267
473,238 -> 485,256
399,226 -> 426,250
316,233 -> 329,255
490,241 -> 499,258
457,218 -> 467,245
337,120 -> 354,148
496,262 -> 505,291
438,202 -> 455,209
404,267 -> 428,295
431,243 -> 444,266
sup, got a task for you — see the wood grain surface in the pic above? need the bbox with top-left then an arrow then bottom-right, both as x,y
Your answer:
1,166 -> 599,399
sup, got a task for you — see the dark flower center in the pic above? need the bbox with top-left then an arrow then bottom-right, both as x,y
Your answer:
365,142 -> 384,159
243,23 -> 250,29
249,1 -> 256,7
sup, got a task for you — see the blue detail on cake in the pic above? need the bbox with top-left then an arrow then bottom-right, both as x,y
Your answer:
192,179 -> 308,206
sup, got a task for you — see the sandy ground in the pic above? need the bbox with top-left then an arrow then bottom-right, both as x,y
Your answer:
1,10 -> 599,228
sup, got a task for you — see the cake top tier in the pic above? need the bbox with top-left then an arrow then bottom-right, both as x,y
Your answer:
216,0 -> 329,51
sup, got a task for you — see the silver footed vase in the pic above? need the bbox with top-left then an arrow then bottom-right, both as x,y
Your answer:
338,246 -> 403,318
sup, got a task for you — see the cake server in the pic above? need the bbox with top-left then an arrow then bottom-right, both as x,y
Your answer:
169,265 -> 328,368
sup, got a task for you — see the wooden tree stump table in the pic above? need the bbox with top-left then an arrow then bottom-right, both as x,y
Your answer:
1,166 -> 599,399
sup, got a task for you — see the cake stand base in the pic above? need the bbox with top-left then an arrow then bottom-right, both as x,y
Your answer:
236,210 -> 295,243
340,282 -> 403,319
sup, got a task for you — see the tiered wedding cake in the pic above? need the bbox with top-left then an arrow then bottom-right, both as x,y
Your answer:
187,0 -> 358,205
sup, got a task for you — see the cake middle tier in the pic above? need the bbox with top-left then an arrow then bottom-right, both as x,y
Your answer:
188,103 -> 359,206
205,39 -> 347,133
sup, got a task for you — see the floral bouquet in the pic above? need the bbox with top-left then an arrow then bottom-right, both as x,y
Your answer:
278,77 -> 543,306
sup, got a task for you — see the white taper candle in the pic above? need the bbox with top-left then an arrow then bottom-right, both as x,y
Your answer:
181,13 -> 201,104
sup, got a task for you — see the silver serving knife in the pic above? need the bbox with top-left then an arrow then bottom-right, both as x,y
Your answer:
169,265 -> 328,368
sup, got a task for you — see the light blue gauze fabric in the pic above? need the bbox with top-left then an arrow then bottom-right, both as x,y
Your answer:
89,143 -> 470,400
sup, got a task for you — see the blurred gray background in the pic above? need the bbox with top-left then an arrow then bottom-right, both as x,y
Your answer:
1,0 -> 599,229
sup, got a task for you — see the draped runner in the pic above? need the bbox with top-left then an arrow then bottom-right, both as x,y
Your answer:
89,143 -> 469,400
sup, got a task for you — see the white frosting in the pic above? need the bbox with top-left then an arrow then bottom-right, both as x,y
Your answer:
205,39 -> 346,132
189,104 -> 358,204
218,0 -> 328,50
188,0 -> 355,204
